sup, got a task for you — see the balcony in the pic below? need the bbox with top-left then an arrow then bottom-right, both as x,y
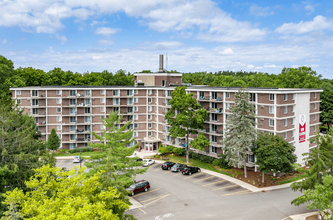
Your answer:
209,108 -> 223,114
37,121 -> 46,126
190,148 -> 221,158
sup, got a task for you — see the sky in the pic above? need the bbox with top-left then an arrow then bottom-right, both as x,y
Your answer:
0,0 -> 333,79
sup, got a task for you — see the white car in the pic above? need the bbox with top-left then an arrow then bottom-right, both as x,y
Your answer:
142,159 -> 155,167
73,156 -> 82,163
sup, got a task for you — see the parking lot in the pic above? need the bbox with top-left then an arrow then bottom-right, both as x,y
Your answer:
56,158 -> 89,171
56,159 -> 308,220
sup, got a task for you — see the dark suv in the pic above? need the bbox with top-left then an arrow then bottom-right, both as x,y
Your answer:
182,166 -> 201,175
126,180 -> 150,196
170,163 -> 187,172
161,162 -> 176,170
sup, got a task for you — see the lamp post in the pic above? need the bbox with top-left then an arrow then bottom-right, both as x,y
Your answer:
80,149 -> 82,168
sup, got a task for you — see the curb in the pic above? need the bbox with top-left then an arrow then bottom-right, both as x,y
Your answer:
289,211 -> 317,220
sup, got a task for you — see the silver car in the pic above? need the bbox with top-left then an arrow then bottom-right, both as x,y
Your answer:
73,156 -> 82,163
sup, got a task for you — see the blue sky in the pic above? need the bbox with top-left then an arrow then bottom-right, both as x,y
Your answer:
0,0 -> 333,79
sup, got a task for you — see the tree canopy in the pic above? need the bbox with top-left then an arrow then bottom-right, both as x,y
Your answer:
47,128 -> 60,151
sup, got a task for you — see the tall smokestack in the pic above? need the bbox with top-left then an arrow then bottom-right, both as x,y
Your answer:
158,54 -> 164,72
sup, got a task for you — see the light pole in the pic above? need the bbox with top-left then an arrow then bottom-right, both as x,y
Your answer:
80,149 -> 82,168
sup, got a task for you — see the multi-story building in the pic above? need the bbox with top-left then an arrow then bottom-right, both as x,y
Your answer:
11,55 -> 322,167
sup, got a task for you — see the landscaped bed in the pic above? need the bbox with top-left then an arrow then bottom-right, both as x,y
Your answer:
150,154 -> 305,188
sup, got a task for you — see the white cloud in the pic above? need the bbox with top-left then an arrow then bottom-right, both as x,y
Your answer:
264,64 -> 282,68
149,41 -> 185,50
275,15 -> 333,35
55,34 -> 67,43
3,39 -> 7,44
249,5 -> 274,17
98,39 -> 113,45
216,48 -> 234,55
247,64 -> 255,69
95,27 -> 120,36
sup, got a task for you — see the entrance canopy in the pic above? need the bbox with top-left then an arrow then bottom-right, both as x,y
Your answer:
143,137 -> 161,143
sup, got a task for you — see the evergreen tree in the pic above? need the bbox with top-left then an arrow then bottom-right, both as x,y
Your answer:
165,86 -> 208,163
85,111 -> 146,212
47,128 -> 60,151
222,88 -> 257,178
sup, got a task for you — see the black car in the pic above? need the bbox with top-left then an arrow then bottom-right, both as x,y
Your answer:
170,163 -> 187,172
182,166 -> 201,175
161,162 -> 176,170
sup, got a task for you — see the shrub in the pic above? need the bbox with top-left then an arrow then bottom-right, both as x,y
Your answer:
166,145 -> 175,154
217,154 -> 231,169
155,155 -> 160,158
212,159 -> 220,166
69,147 -> 93,153
59,149 -> 67,154
173,148 -> 185,156
158,147 -> 168,155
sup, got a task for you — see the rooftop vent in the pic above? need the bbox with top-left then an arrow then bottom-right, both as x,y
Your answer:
158,54 -> 165,73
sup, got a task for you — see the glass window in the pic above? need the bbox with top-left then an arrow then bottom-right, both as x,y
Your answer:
57,98 -> 61,104
284,119 -> 287,127
249,93 -> 255,102
16,99 -> 21,104
162,80 -> 166,87
134,90 -> 138,94
148,89 -> 152,95
314,126 -> 316,132
70,116 -> 76,123
113,107 -> 119,112
16,90 -> 21,95
57,125 -> 61,130
292,130 -> 294,137
269,94 -> 274,101
56,90 -> 61,95
314,92 -> 317,98
84,107 -> 91,114
284,132 -> 287,139
70,143 -> 76,149
212,92 -> 217,100
148,131 -> 152,136
32,99 -> 39,106
127,90 -> 133,96
128,107 -> 133,113
113,98 -> 119,105
148,98 -> 152,103
57,116 -> 61,122
34,117 -> 39,123
134,115 -> 138,120
113,90 -> 119,96
84,116 -> 91,122
269,106 -> 274,114
85,125 -> 91,131
84,99 -> 91,105
101,107 -> 105,112
211,135 -> 217,143
32,90 -> 38,97
70,90 -> 76,96
211,113 -> 217,121
127,98 -> 133,105
314,114 -> 316,121
134,123 -> 138,128
291,106 -> 294,112
226,92 -> 230,98
70,99 -> 76,105
269,119 -> 274,127
100,98 -> 105,103
226,103 -> 230,109
134,106 -> 138,112
148,123 -> 152,128
314,103 -> 316,109
70,108 -> 76,114
292,93 -> 295,100
148,115 -> 152,120
284,106 -> 287,114
32,108 -> 38,114
284,94 -> 287,101
291,118 -> 294,125
101,90 -> 105,95
57,108 -> 61,113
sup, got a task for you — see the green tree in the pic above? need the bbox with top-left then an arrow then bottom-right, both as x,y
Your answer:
291,175 -> 333,220
165,86 -> 208,163
222,88 -> 257,178
47,128 -> 60,151
291,131 -> 331,194
85,111 -> 146,206
277,67 -> 322,88
0,100 -> 55,217
190,132 -> 210,151
15,67 -> 52,86
253,133 -> 297,183
1,165 -> 129,220
320,81 -> 333,130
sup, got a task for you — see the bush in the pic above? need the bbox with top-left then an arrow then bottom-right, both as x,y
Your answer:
212,159 -> 220,166
217,154 -> 231,169
59,149 -> 68,154
166,145 -> 175,154
69,147 -> 93,153
158,147 -> 168,155
173,148 -> 185,156
155,155 -> 160,158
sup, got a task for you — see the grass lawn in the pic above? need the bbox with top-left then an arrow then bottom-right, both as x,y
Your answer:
54,151 -> 101,157
278,174 -> 305,185
161,156 -> 233,177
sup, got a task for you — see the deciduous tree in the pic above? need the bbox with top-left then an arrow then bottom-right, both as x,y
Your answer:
190,132 -> 210,151
47,128 -> 60,151
253,133 -> 297,182
165,86 -> 208,163
222,88 -> 257,178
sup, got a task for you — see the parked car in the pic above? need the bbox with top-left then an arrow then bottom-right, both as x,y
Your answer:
170,163 -> 187,172
143,159 -> 155,167
126,180 -> 150,196
73,156 -> 82,163
161,162 -> 176,170
137,158 -> 143,162
182,166 -> 201,175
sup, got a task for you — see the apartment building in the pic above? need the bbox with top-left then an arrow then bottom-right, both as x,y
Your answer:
11,56 -> 322,167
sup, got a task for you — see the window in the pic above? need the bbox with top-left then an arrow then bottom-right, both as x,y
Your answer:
57,125 -> 61,130
211,135 -> 217,143
70,108 -> 76,114
56,98 -> 61,104
134,106 -> 138,112
284,132 -> 287,139
101,124 -> 105,130
70,99 -> 76,105
113,98 -> 119,105
85,125 -> 91,131
269,119 -> 274,127
211,113 -> 217,121
148,115 -> 152,120
284,119 -> 287,127
85,90 -> 90,96
212,92 -> 217,100
314,114 -> 316,121
162,80 -> 166,87
212,102 -> 217,109
134,98 -> 138,103
16,99 -> 21,104
70,90 -> 76,96
134,132 -> 138,137
248,154 -> 255,163
134,89 -> 138,94
32,108 -> 38,114
148,89 -> 152,95
57,108 -> 61,113
84,107 -> 91,114
70,116 -> 76,123
113,107 -> 119,112
148,106 -> 152,112
56,90 -> 61,95
70,143 -> 76,149
226,114 -> 229,120
134,123 -> 138,129
32,99 -> 39,106
34,117 -> 39,123
292,130 -> 294,137
84,116 -> 91,123
167,90 -> 172,96
127,90 -> 133,96
269,106 -> 274,114
211,124 -> 217,132
313,126 -> 316,132
292,93 -> 295,100
284,106 -> 287,114
113,90 -> 119,96
291,118 -> 294,125
128,107 -> 133,113
148,123 -> 152,128
100,98 -> 105,104
291,106 -> 294,112
226,92 -> 230,98
16,90 -> 21,95
249,93 -> 256,102
57,116 -> 61,122
101,116 -> 104,120
148,98 -> 152,103
127,98 -> 133,105
148,131 -> 152,136
284,94 -> 287,101
100,90 -> 105,95
84,98 -> 91,105
269,94 -> 274,101
32,90 -> 38,97
314,103 -> 317,109
134,115 -> 138,120
101,107 -> 105,112
226,103 -> 230,109
314,92 -> 317,98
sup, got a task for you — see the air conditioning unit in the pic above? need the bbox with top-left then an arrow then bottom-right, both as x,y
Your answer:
260,105 -> 264,108
260,118 -> 264,121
